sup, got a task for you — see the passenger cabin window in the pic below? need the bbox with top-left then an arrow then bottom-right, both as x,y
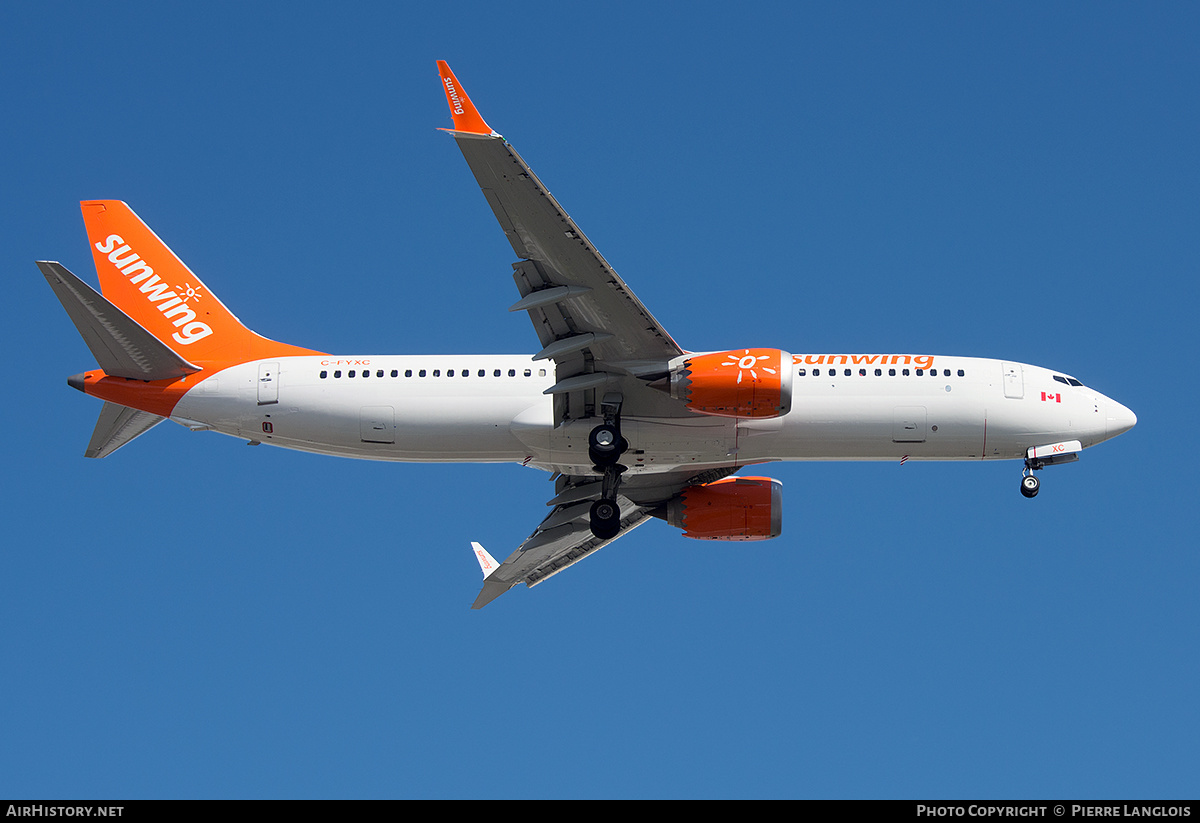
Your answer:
320,370 -> 327,379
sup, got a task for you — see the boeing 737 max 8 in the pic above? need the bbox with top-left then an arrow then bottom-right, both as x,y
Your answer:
39,62 -> 1136,608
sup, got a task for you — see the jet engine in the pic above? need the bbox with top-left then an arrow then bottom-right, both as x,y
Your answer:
666,476 -> 783,540
659,348 -> 793,418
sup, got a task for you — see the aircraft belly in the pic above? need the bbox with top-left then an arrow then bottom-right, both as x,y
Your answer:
622,417 -> 735,469
759,388 -> 989,461
511,415 -> 738,476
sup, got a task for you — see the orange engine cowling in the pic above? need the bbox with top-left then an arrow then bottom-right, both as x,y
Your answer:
666,477 -> 783,540
666,348 -> 793,418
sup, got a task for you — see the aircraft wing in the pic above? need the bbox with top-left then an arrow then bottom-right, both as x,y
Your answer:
469,466 -> 738,608
470,495 -> 651,609
437,62 -> 686,422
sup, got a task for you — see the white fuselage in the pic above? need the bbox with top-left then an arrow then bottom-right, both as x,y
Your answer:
170,353 -> 1135,476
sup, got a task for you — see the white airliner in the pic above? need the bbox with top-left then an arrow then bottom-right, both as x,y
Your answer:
40,62 -> 1136,608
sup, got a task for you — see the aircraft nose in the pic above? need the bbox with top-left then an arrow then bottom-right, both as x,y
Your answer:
1106,399 -> 1137,439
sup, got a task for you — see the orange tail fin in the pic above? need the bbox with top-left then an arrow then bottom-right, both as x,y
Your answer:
80,200 -> 318,365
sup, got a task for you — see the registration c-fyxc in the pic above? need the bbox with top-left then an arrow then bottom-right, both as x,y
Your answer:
39,62 -> 1136,608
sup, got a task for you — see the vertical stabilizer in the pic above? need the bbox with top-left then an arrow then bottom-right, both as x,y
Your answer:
80,201 -> 318,365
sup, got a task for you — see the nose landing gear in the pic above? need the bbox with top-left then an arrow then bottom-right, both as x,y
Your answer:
1018,439 -> 1082,499
1020,458 -> 1043,498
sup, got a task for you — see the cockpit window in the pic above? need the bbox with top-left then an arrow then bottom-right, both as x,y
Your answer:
1053,375 -> 1085,387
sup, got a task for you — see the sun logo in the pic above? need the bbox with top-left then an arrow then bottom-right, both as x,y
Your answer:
176,282 -> 204,304
721,349 -> 777,385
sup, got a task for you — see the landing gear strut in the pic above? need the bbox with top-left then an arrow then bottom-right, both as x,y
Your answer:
588,393 -> 627,540
1020,458 -> 1043,498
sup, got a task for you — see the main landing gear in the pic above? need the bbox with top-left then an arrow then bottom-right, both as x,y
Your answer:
589,496 -> 621,541
1020,458 -> 1043,499
588,394 -> 627,540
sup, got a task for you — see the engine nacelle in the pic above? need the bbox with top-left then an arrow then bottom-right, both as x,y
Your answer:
666,476 -> 783,540
664,348 -> 793,418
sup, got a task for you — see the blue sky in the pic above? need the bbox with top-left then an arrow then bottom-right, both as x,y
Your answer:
2,2 -> 1197,799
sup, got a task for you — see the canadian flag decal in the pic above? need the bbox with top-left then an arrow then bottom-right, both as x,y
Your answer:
1041,392 -> 1061,403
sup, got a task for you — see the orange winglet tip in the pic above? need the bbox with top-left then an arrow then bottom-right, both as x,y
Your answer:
437,60 -> 496,136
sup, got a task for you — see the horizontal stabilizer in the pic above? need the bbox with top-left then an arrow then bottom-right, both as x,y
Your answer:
38,261 -> 200,381
85,401 -> 165,458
